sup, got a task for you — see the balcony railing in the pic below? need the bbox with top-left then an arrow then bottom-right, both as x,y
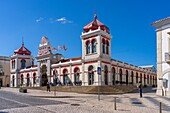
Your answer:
165,52 -> 170,63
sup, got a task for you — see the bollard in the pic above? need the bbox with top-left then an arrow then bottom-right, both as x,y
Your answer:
114,97 -> 117,110
160,102 -> 162,113
98,85 -> 100,101
54,86 -> 56,96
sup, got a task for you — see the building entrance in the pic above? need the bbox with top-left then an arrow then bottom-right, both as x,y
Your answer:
41,65 -> 48,86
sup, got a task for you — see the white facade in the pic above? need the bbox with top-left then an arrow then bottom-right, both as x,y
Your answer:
10,15 -> 157,88
152,17 -> 170,96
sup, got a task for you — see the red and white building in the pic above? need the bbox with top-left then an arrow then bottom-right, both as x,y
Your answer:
10,15 -> 157,87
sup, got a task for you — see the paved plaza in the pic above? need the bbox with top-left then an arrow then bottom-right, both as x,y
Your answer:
0,87 -> 170,113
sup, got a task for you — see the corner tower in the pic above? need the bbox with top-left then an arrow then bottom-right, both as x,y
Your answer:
10,42 -> 34,87
81,14 -> 112,61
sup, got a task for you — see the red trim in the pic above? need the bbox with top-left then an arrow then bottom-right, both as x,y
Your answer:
101,35 -> 111,40
61,65 -> 70,68
106,40 -> 109,46
18,57 -> 31,59
91,38 -> 97,43
85,40 -> 90,45
62,68 -> 68,74
102,38 -> 105,44
84,60 -> 98,64
74,67 -> 80,73
102,61 -> 111,64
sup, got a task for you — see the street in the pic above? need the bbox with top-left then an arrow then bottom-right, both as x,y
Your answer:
0,90 -> 68,113
0,87 -> 170,113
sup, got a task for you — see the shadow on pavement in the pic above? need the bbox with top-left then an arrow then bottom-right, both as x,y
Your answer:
32,96 -> 75,98
131,87 -> 156,93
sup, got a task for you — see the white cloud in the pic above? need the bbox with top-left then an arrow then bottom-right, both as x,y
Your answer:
56,17 -> 66,21
56,17 -> 73,24
36,17 -> 44,22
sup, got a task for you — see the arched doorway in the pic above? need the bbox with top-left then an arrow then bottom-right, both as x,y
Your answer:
119,69 -> 122,85
12,75 -> 15,87
147,75 -> 149,84
63,69 -> 69,85
53,70 -> 58,85
126,70 -> 128,85
131,71 -> 134,84
27,74 -> 30,86
74,67 -> 80,85
41,65 -> 48,86
144,74 -> 146,85
150,76 -> 152,85
88,65 -> 94,85
104,65 -> 108,85
136,72 -> 138,83
21,74 -> 23,86
140,73 -> 142,83
33,73 -> 36,85
112,67 -> 116,85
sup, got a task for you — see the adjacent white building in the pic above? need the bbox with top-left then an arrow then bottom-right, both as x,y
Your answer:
10,15 -> 157,88
152,17 -> 170,96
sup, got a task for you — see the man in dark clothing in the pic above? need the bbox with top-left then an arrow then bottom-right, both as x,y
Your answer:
47,82 -> 50,92
138,81 -> 142,98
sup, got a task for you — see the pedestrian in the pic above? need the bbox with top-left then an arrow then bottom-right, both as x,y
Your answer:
137,81 -> 143,98
47,82 -> 50,92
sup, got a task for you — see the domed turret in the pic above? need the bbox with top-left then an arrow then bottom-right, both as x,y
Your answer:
83,14 -> 110,33
14,42 -> 31,55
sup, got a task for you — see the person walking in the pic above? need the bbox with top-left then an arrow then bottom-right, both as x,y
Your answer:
47,82 -> 50,92
138,81 -> 143,98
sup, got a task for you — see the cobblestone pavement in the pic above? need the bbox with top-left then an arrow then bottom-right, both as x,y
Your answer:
0,87 -> 170,113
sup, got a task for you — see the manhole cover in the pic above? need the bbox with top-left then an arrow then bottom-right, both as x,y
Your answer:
132,102 -> 142,104
71,104 -> 80,106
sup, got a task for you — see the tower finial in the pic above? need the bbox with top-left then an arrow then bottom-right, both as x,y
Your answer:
22,37 -> 24,46
94,6 -> 97,20
94,13 -> 97,20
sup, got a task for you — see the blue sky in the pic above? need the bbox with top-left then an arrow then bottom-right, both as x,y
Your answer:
0,0 -> 169,67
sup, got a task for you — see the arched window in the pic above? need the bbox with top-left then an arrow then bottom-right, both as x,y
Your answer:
21,59 -> 26,69
104,65 -> 108,85
74,67 -> 80,85
86,41 -> 90,54
12,60 -> 15,69
102,39 -> 105,54
33,73 -> 36,85
106,40 -> 109,54
92,39 -> 96,53
88,65 -> 94,85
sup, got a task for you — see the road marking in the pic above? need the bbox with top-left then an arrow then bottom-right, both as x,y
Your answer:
0,97 -> 30,106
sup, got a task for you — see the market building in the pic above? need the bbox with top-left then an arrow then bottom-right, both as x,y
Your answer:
10,15 -> 157,87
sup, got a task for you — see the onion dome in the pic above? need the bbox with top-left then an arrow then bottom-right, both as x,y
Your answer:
83,14 -> 110,33
14,42 -> 31,55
